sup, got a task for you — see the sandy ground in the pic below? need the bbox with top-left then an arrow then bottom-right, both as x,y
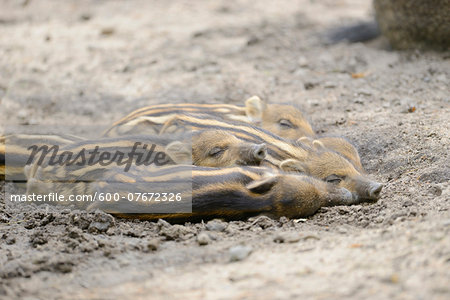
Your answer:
0,0 -> 449,299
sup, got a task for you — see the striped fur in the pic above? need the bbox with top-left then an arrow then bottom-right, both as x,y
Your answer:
103,98 -> 363,170
105,113 -> 381,201
0,134 -> 84,181
108,112 -> 306,165
2,130 -> 268,182
103,97 -> 315,139
298,136 -> 364,171
21,130 -> 269,186
26,164 -> 357,222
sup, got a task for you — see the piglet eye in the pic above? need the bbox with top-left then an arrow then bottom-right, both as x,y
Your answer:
325,174 -> 343,184
209,147 -> 224,157
278,119 -> 294,128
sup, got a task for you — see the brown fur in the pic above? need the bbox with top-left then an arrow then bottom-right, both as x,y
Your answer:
298,136 -> 363,171
80,165 -> 356,221
104,97 -> 363,173
1,134 -> 84,181
191,130 -> 266,167
4,130 -> 268,183
280,148 -> 382,202
140,113 -> 382,201
103,96 -> 315,140
247,101 -> 315,139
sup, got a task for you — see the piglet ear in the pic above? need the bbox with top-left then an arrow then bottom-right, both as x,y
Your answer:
296,136 -> 313,146
312,140 -> 326,151
246,175 -> 278,194
279,159 -> 308,173
245,95 -> 265,123
165,141 -> 192,164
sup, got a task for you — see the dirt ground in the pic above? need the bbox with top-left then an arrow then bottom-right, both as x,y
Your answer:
0,0 -> 449,299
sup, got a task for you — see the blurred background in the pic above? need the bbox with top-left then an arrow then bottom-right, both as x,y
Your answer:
0,1 -> 448,299
1,0 -> 384,133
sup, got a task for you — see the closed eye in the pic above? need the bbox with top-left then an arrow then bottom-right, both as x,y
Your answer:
278,119 -> 295,128
209,147 -> 226,157
324,174 -> 344,184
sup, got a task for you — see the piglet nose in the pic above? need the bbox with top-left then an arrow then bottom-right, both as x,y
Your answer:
369,182 -> 383,199
253,144 -> 267,162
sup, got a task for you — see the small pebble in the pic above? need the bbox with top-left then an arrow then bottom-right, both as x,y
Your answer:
307,99 -> 320,107
53,261 -> 73,273
157,219 -> 171,228
402,200 -> 413,207
297,56 -> 308,67
6,237 -> 16,245
17,110 -> 27,119
80,13 -> 92,21
429,186 -> 442,196
197,232 -> 211,246
229,245 -> 252,262
88,221 -> 110,233
146,239 -> 160,251
100,27 -> 115,36
205,220 -> 227,232
324,81 -> 337,88
357,89 -> 373,96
